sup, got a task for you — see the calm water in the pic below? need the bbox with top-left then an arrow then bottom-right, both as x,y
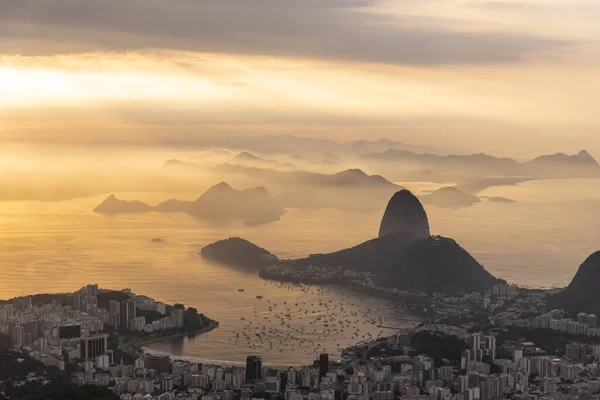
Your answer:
0,179 -> 599,364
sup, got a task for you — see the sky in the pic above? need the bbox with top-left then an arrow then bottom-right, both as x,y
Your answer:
1,0 -> 599,157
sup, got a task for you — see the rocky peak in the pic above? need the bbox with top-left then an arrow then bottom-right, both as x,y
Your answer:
577,150 -> 598,164
378,190 -> 431,241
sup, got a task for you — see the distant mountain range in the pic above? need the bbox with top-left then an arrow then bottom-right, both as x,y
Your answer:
93,182 -> 286,225
164,160 -> 402,212
201,190 -> 500,295
198,134 -> 438,156
232,151 -> 298,170
360,149 -> 600,180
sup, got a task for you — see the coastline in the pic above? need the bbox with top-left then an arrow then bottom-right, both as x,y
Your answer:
122,320 -> 220,357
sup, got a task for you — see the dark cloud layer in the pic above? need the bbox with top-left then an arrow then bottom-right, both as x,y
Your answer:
0,0 -> 570,65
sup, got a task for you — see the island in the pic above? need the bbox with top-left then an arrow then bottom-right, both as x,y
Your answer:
488,196 -> 515,203
419,186 -> 481,208
94,182 -> 286,225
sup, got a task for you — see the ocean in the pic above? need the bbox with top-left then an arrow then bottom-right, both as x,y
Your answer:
0,178 -> 598,365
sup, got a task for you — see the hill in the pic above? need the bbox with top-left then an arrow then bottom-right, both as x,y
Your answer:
547,251 -> 600,315
360,149 -> 600,179
360,150 -> 520,178
231,151 -> 297,170
523,150 -> 600,178
288,234 -> 498,295
199,134 -> 437,156
93,195 -> 153,214
201,237 -> 279,268
420,187 -> 481,208
213,164 -> 402,212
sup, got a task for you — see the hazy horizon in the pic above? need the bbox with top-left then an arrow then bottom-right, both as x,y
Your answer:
2,0 -> 600,158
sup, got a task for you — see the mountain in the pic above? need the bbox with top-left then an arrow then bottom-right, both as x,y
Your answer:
233,151 -> 263,162
93,195 -> 153,214
200,134 -> 438,156
215,164 -> 402,211
526,150 -> 598,166
188,183 -> 285,223
546,252 -> 600,315
360,149 -> 600,179
162,160 -> 401,212
202,190 -> 499,295
360,150 -> 521,178
290,235 -> 498,295
215,164 -> 398,189
379,190 -> 430,240
163,159 -> 203,171
94,183 -> 286,225
230,152 -> 297,170
523,150 -> 600,178
420,187 -> 481,208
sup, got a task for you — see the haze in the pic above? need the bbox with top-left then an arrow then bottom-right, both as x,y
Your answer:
1,0 -> 600,292
1,0 -> 600,157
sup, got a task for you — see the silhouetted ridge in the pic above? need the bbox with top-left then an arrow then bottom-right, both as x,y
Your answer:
379,190 -> 430,240
547,251 -> 600,315
234,151 -> 262,161
93,195 -> 153,214
94,183 -> 285,225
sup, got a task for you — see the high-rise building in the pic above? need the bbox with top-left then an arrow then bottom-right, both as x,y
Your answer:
80,334 -> 108,361
486,336 -> 497,360
470,333 -> 482,351
11,325 -> 24,347
171,309 -> 185,329
23,320 -> 46,342
108,300 -> 120,315
513,349 -> 523,364
108,300 -> 121,330
245,355 -> 262,383
86,284 -> 99,297
74,292 -> 83,311
144,354 -> 171,374
319,353 -> 329,380
566,343 -> 587,362
588,314 -> 598,329
120,299 -> 136,331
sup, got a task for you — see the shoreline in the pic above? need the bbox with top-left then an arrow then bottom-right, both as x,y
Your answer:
122,320 -> 220,357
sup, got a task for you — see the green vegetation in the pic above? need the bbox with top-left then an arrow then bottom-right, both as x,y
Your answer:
410,331 -> 468,364
0,293 -> 73,308
19,385 -> 119,399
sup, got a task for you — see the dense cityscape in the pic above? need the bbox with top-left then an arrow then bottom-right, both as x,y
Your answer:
3,281 -> 600,400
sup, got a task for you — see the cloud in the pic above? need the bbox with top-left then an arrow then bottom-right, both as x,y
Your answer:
0,0 -> 571,65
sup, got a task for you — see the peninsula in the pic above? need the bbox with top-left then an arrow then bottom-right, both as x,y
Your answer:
201,190 -> 501,295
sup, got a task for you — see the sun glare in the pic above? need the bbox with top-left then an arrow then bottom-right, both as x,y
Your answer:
0,66 -> 88,106
0,63 -> 238,108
